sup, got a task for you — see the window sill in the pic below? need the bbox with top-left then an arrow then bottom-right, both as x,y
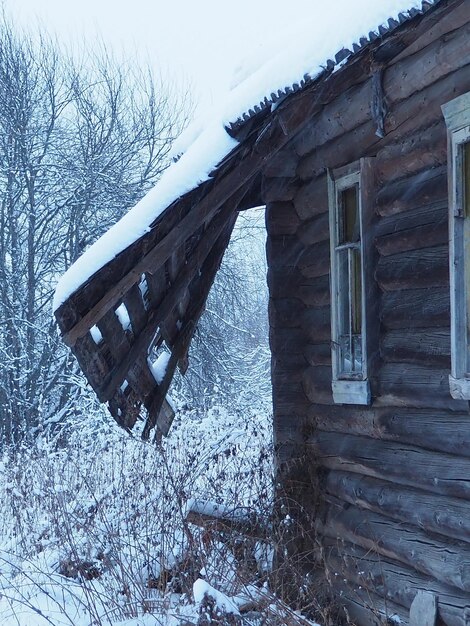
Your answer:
332,379 -> 370,405
449,375 -> 470,400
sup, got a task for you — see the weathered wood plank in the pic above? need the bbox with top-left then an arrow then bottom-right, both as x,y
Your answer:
375,215 -> 448,256
375,201 -> 447,237
375,245 -> 448,291
296,212 -> 329,246
293,175 -> 328,220
268,298 -> 305,328
95,205 -> 238,402
262,146 -> 298,178
323,538 -> 470,626
376,165 -> 447,217
320,503 -> 470,594
383,16 -> 470,104
380,287 -> 449,329
261,176 -> 299,202
308,405 -> 470,459
377,362 -> 457,409
326,470 -> 470,545
265,202 -> 299,236
123,284 -> 148,336
291,3 -> 470,158
58,164 -> 251,346
302,365 -> 333,405
381,327 -> 451,367
297,62 -> 470,181
268,272 -> 330,307
309,431 -> 470,499
376,121 -> 447,185
298,241 -> 330,279
391,0 -> 469,65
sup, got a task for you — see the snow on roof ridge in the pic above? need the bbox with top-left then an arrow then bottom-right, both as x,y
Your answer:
227,0 -> 441,131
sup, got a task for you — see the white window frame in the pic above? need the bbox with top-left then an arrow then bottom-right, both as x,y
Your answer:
328,164 -> 371,405
442,92 -> 470,399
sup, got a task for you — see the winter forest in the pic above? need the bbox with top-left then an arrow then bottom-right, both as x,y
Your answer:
0,17 -> 289,626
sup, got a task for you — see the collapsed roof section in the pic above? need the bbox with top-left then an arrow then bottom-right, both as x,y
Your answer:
54,0 -> 444,439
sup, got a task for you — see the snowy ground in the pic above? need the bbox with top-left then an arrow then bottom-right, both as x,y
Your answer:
0,399 -> 321,625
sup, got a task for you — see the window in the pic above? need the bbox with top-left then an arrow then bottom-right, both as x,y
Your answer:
328,164 -> 371,405
442,92 -> 470,399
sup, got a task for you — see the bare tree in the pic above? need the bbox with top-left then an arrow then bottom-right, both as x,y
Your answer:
0,19 -> 188,443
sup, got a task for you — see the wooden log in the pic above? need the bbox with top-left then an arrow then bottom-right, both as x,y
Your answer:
302,365 -> 333,405
186,499 -> 270,539
375,121 -> 447,185
375,204 -> 447,240
375,215 -> 448,256
380,287 -> 449,329
300,306 -> 331,343
298,240 -> 330,279
303,343 -> 331,367
297,63 -> 470,180
334,583 -> 410,626
268,298 -> 305,329
270,328 -> 311,354
323,538 -> 470,626
293,175 -> 328,220
272,382 -> 310,417
272,351 -> 308,370
326,470 -> 470,545
265,202 -> 299,236
381,327 -> 451,367
262,147 -> 298,178
308,430 -> 470,500
391,0 -> 469,65
290,4 -> 470,157
375,245 -> 448,291
377,362 -> 458,409
261,176 -> 299,202
376,165 -> 447,217
308,405 -> 470,459
383,16 -> 470,105
267,235 -> 305,269
320,503 -> 470,595
296,212 -> 329,246
268,272 -> 330,307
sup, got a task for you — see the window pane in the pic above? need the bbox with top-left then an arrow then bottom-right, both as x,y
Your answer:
464,141 -> 470,218
336,247 -> 362,377
352,248 -> 362,334
339,185 -> 359,243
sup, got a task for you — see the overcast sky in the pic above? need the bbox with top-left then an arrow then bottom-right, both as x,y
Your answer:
6,0 -> 315,115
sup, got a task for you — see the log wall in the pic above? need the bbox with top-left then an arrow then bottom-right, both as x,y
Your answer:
265,4 -> 470,624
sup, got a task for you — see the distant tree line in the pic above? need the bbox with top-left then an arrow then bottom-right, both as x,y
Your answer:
0,19 -> 187,443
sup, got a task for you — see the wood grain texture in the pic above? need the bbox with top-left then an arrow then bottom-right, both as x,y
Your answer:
309,430 -> 470,499
320,503 -> 470,593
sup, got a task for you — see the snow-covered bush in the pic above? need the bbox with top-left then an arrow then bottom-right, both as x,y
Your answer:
0,397 -> 274,625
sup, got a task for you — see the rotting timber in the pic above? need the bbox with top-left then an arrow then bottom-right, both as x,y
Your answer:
54,0 -> 470,623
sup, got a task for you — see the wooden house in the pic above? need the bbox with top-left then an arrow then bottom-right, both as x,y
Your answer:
54,0 -> 470,623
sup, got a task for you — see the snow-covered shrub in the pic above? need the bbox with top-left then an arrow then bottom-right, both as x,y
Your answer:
0,397 -> 274,625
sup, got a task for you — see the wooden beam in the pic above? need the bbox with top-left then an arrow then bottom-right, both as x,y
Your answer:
95,202 -> 239,402
60,170 -> 255,347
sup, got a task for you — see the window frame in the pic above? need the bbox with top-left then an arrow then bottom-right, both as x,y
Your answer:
442,92 -> 470,399
328,162 -> 371,405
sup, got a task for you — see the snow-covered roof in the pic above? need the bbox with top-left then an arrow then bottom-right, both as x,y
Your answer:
54,0 -> 440,311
